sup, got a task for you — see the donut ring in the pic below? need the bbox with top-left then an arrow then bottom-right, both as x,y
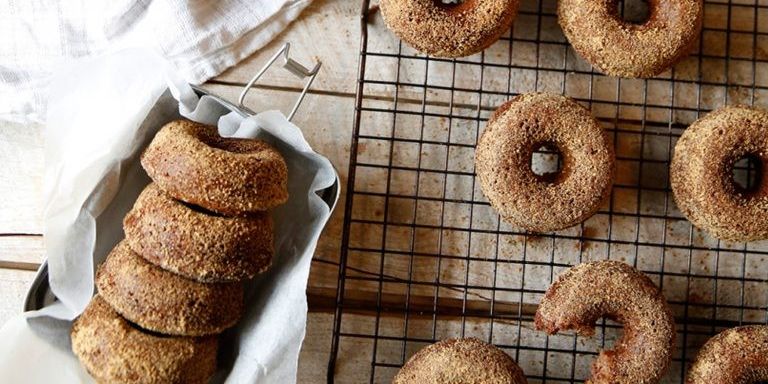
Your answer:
96,241 -> 243,336
475,93 -> 614,232
687,325 -> 768,383
671,105 -> 768,242
558,0 -> 702,77
379,0 -> 519,57
534,260 -> 675,384
393,338 -> 528,384
71,295 -> 218,384
142,120 -> 288,216
124,183 -> 273,282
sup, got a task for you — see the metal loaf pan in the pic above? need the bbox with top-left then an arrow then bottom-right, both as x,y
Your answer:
25,45 -> 337,311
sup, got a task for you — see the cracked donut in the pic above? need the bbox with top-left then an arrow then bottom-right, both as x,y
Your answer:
379,0 -> 519,57
686,325 -> 768,383
393,338 -> 528,384
96,240 -> 243,336
71,295 -> 218,384
559,0 -> 702,77
142,119 -> 288,216
534,260 -> 675,384
671,105 -> 768,242
124,183 -> 273,282
475,93 -> 614,232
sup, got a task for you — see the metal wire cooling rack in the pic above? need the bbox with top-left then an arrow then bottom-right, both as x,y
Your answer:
328,0 -> 768,382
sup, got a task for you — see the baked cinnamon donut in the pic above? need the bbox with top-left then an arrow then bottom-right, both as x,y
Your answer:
393,338 -> 528,384
71,295 -> 218,384
535,260 -> 675,384
124,183 -> 273,282
686,325 -> 768,384
475,93 -> 614,232
142,119 -> 288,216
379,0 -> 519,57
96,241 -> 243,336
559,0 -> 702,77
670,105 -> 768,242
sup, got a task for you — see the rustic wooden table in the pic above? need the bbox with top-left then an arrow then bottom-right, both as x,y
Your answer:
6,0 -> 766,382
0,0 -> 359,382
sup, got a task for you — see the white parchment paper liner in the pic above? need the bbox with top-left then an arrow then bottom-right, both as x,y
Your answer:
0,48 -> 338,384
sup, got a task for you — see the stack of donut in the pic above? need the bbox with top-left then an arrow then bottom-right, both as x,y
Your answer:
70,119 -> 289,383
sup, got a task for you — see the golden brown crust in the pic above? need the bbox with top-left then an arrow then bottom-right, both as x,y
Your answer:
559,0 -> 702,77
534,260 -> 675,384
379,0 -> 519,57
124,183 -> 273,282
141,120 -> 288,216
686,325 -> 768,384
71,295 -> 218,384
96,241 -> 244,336
475,93 -> 615,232
670,105 -> 768,242
393,338 -> 528,384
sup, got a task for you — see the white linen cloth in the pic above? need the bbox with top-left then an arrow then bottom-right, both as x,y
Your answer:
0,0 -> 312,123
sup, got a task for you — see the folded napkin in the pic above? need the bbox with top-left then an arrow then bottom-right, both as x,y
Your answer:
0,0 -> 311,123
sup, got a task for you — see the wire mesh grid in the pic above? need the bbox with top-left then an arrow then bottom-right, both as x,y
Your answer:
328,0 -> 768,382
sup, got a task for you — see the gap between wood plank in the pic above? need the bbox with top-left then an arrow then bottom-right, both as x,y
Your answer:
206,80 -> 355,99
0,261 -> 39,271
203,82 -> 678,130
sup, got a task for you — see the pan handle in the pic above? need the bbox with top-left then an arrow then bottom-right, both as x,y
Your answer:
238,43 -> 322,121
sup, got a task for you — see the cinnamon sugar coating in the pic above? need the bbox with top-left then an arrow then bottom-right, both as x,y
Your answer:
475,93 -> 614,232
686,325 -> 768,384
670,105 -> 768,242
71,296 -> 218,384
379,0 -> 519,57
96,241 -> 243,336
535,260 -> 676,384
393,338 -> 528,384
142,120 -> 288,216
559,0 -> 702,77
124,183 -> 273,282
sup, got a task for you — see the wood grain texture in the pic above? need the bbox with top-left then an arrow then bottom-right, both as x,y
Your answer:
0,268 -> 36,327
298,312 -> 335,383
0,122 -> 44,234
213,0 -> 360,94
0,235 -> 44,268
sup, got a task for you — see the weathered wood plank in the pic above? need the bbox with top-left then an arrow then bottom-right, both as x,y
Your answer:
0,122 -> 44,234
213,0 -> 361,94
298,312 -> 334,384
0,235 -> 44,268
0,268 -> 36,327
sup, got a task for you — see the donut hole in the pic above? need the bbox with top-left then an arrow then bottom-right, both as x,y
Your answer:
436,0 -> 465,5
730,154 -> 763,196
434,0 -> 472,11
615,0 -> 650,25
530,143 -> 563,182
